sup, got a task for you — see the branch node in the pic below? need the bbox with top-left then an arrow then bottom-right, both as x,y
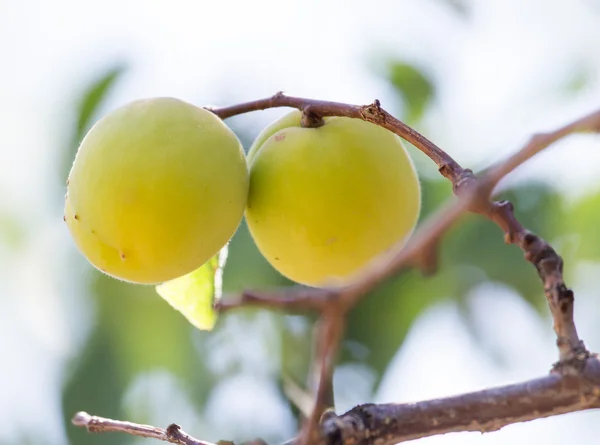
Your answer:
360,99 -> 384,122
452,169 -> 476,195
552,350 -> 591,375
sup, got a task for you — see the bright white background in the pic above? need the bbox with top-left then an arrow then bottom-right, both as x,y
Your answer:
1,0 -> 600,444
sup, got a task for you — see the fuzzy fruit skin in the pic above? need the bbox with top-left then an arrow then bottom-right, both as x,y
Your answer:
64,97 -> 248,284
246,110 -> 421,288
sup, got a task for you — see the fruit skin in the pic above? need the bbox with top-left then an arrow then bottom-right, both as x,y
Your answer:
245,110 -> 421,288
64,97 -> 248,284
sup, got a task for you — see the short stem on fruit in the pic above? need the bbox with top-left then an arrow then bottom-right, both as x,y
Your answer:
300,107 -> 325,128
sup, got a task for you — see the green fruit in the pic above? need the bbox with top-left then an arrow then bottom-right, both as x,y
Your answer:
64,97 -> 248,284
246,110 -> 421,288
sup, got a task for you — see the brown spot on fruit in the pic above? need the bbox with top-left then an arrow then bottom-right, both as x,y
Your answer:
73,214 -> 79,220
274,134 -> 286,142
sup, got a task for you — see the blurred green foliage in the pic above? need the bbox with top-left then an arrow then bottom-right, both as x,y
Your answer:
59,64 -> 127,186
55,60 -> 592,445
387,62 -> 434,124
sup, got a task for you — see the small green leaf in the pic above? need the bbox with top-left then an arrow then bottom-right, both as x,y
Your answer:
567,190 -> 600,261
60,64 -> 127,187
388,62 -> 435,123
75,64 -> 128,141
156,246 -> 228,331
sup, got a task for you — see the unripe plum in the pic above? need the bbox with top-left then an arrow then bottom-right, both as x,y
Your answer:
246,110 -> 421,288
64,97 -> 248,284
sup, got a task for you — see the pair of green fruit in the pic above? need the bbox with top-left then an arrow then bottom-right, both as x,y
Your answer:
64,97 -> 421,288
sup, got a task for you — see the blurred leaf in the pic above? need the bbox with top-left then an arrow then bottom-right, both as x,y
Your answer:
61,264 -> 217,439
60,64 -> 127,184
343,267 -> 457,390
92,273 -> 216,404
74,65 -> 127,141
568,190 -> 600,261
0,212 -> 26,249
388,63 -> 434,123
62,325 -> 131,445
157,246 -> 228,331
563,65 -> 593,94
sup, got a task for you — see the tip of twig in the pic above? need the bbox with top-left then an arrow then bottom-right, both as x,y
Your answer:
72,411 -> 91,426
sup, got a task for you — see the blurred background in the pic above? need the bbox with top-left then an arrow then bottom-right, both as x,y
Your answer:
2,0 -> 600,444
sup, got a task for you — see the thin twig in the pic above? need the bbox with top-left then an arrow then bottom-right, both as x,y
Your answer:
299,313 -> 345,445
483,108 -> 600,188
209,92 -> 463,181
217,287 -> 334,313
72,411 -> 214,445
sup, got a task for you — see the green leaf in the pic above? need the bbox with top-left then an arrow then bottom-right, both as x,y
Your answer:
343,267 -> 456,390
60,64 -> 127,185
156,246 -> 228,331
0,212 -> 26,249
61,325 -> 132,445
563,64 -> 593,94
87,265 -> 218,415
387,62 -> 435,123
568,190 -> 600,261
74,64 -> 128,141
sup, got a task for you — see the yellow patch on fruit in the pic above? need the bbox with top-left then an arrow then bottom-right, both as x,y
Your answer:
64,97 -> 248,284
245,110 -> 421,288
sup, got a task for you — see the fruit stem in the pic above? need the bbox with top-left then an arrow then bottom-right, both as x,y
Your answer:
300,108 -> 325,128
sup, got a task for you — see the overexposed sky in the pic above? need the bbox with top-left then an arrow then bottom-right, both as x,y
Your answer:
1,0 -> 600,444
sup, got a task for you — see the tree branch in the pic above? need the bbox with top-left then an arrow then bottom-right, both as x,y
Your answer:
310,357 -> 600,445
71,411 -> 215,445
209,93 -> 464,182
